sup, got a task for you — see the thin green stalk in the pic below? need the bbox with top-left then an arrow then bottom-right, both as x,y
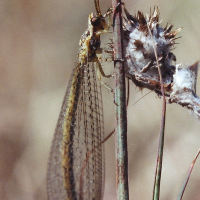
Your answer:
177,149 -> 200,200
112,0 -> 129,199
147,21 -> 166,200
153,108 -> 166,200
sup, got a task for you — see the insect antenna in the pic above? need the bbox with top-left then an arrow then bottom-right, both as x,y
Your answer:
94,0 -> 101,15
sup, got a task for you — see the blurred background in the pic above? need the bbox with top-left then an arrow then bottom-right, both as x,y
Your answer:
0,0 -> 200,199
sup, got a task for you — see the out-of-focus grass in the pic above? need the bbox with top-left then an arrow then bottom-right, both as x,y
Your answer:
0,0 -> 200,199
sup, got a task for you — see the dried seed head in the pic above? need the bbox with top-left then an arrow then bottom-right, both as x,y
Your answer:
123,7 -> 200,119
173,63 -> 198,93
123,7 -> 181,92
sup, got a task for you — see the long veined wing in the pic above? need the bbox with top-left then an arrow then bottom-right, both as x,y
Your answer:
46,60 -> 105,200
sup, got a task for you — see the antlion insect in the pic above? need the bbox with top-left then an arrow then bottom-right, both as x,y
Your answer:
46,1 -> 112,200
47,1 -> 200,199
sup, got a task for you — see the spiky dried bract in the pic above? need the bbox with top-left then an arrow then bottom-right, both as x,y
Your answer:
123,7 -> 181,94
123,7 -> 200,119
169,63 -> 200,119
173,64 -> 196,91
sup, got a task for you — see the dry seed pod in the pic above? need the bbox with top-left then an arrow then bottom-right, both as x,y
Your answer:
123,7 -> 200,119
123,7 -> 181,95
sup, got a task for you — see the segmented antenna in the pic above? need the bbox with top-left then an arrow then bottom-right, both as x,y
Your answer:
94,0 -> 101,14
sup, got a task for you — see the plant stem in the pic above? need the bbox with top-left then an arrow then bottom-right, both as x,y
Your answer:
112,0 -> 129,199
147,21 -> 166,200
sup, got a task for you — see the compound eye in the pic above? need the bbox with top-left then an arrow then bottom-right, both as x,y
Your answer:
91,16 -> 101,26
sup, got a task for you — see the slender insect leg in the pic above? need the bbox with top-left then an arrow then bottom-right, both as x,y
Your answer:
96,58 -> 114,92
95,8 -> 113,36
103,8 -> 113,31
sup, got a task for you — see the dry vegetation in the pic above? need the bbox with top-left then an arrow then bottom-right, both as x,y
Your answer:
0,0 -> 200,199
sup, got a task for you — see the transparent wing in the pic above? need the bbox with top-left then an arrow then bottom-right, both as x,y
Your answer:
47,61 -> 105,200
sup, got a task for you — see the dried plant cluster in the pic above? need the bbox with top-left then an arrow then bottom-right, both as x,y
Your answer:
123,7 -> 200,119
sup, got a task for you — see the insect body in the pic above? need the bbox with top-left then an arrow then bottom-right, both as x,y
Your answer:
46,1 -> 111,200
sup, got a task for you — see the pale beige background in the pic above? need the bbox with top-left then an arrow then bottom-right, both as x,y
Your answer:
0,0 -> 200,200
